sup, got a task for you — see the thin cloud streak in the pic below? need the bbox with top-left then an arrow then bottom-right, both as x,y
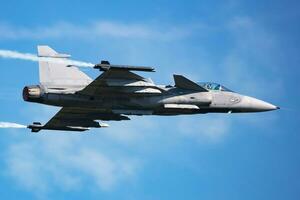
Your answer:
0,21 -> 197,41
0,122 -> 27,128
0,49 -> 94,67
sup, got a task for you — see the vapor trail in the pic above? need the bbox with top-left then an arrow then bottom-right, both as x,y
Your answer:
0,49 -> 95,67
0,122 -> 27,129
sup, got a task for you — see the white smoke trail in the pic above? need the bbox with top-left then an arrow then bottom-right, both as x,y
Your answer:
0,49 -> 95,67
0,122 -> 27,129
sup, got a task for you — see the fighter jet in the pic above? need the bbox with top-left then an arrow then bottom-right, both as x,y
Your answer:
24,46 -> 279,132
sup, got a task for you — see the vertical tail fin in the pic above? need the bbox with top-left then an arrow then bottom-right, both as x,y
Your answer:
37,45 -> 92,87
38,45 -> 71,58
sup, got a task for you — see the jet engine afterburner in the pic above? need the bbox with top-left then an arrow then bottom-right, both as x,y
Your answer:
23,85 -> 42,102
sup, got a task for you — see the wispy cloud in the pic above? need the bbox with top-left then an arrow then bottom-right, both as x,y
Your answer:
0,21 -> 197,41
176,115 -> 232,143
4,134 -> 140,198
219,16 -> 283,98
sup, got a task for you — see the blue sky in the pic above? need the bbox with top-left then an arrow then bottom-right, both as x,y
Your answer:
0,0 -> 299,199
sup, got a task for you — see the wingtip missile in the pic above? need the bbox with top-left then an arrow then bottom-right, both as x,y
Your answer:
94,60 -> 155,72
27,122 -> 43,133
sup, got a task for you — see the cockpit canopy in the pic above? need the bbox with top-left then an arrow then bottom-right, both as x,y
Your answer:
197,82 -> 233,92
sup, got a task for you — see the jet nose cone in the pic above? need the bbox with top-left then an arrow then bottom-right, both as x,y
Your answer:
244,96 -> 279,112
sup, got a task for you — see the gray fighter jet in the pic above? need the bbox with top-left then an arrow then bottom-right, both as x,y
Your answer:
24,46 -> 279,132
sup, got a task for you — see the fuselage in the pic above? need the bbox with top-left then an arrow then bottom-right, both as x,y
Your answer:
23,84 -> 279,116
